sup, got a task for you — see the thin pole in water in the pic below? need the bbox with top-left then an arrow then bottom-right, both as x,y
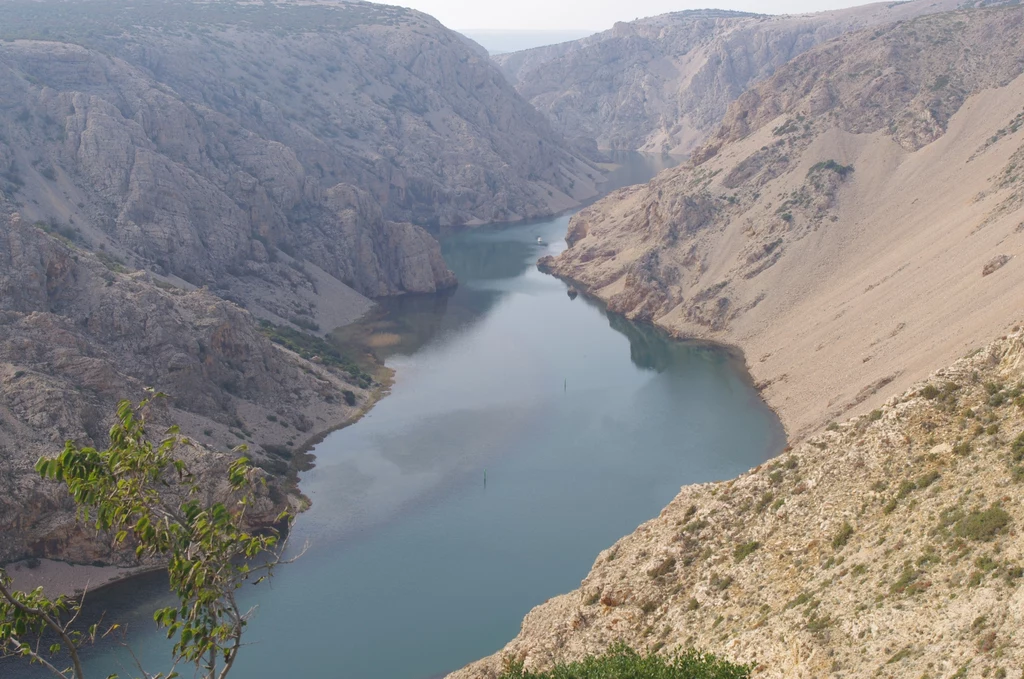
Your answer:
564,378 -> 567,392
484,470 -> 487,488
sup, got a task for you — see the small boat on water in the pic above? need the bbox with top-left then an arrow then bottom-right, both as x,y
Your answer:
536,236 -> 547,246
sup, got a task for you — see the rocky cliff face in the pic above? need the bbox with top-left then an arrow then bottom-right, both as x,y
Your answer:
0,212 -> 369,564
0,0 -> 601,331
542,5 -> 1024,437
496,0 -> 1000,155
452,326 -> 1024,679
0,0 -> 605,567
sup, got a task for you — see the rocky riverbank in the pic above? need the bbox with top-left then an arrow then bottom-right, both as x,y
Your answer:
540,6 -> 1024,439
452,326 -> 1024,679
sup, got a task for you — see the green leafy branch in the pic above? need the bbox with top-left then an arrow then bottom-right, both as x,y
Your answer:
1,393 -> 297,679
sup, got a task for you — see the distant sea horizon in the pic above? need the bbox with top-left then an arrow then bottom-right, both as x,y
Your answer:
458,29 -> 596,54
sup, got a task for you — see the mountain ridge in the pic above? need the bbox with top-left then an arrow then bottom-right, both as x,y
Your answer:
540,5 -> 1024,438
495,0 -> 996,155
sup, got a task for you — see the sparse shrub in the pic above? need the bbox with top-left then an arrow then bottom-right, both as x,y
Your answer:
290,316 -> 320,332
733,541 -> 760,563
832,521 -> 854,550
1012,432 -> 1024,463
683,519 -> 709,533
887,647 -> 912,664
648,557 -> 676,579
955,506 -> 1011,541
977,631 -> 997,653
710,573 -> 733,591
342,389 -> 357,406
805,613 -> 833,633
496,643 -> 754,679
868,409 -> 883,422
896,480 -> 916,499
890,564 -> 923,595
916,471 -> 940,490
808,160 -> 854,178
785,592 -> 811,610
938,506 -> 965,531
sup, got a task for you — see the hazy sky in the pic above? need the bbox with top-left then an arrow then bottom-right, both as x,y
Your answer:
397,0 -> 878,30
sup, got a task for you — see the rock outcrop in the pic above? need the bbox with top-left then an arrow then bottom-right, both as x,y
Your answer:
542,5 -> 1024,437
496,0 -> 1010,155
0,212 -> 370,564
0,0 -> 602,330
452,326 -> 1024,679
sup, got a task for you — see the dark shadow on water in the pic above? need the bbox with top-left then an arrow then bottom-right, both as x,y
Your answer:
332,152 -> 685,365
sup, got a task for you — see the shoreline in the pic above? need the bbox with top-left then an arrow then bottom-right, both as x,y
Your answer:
541,263 -> 793,448
1,361 -> 398,600
4,559 -> 162,600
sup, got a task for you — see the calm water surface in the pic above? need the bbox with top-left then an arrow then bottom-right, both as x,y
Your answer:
5,155 -> 784,679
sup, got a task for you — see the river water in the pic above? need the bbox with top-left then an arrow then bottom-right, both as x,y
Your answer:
4,154 -> 784,679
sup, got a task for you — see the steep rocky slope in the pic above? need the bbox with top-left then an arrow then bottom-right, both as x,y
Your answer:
496,0 -> 999,155
542,5 -> 1024,437
0,0 -> 601,330
453,325 -> 1024,679
0,0 -> 606,569
0,212 -> 372,565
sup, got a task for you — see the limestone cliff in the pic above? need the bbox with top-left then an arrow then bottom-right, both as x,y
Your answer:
0,213 -> 370,564
542,5 -> 1024,438
496,0 -> 1007,155
0,0 -> 601,330
0,0 -> 605,567
452,325 -> 1024,679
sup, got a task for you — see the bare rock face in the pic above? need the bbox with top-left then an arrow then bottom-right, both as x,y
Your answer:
496,0 -> 1003,155
544,5 -> 1024,439
0,0 -> 602,330
0,213 -> 367,564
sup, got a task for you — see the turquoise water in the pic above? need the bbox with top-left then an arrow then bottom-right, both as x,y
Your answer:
2,155 -> 784,679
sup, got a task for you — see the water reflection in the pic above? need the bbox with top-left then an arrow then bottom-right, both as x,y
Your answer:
334,152 -> 684,363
